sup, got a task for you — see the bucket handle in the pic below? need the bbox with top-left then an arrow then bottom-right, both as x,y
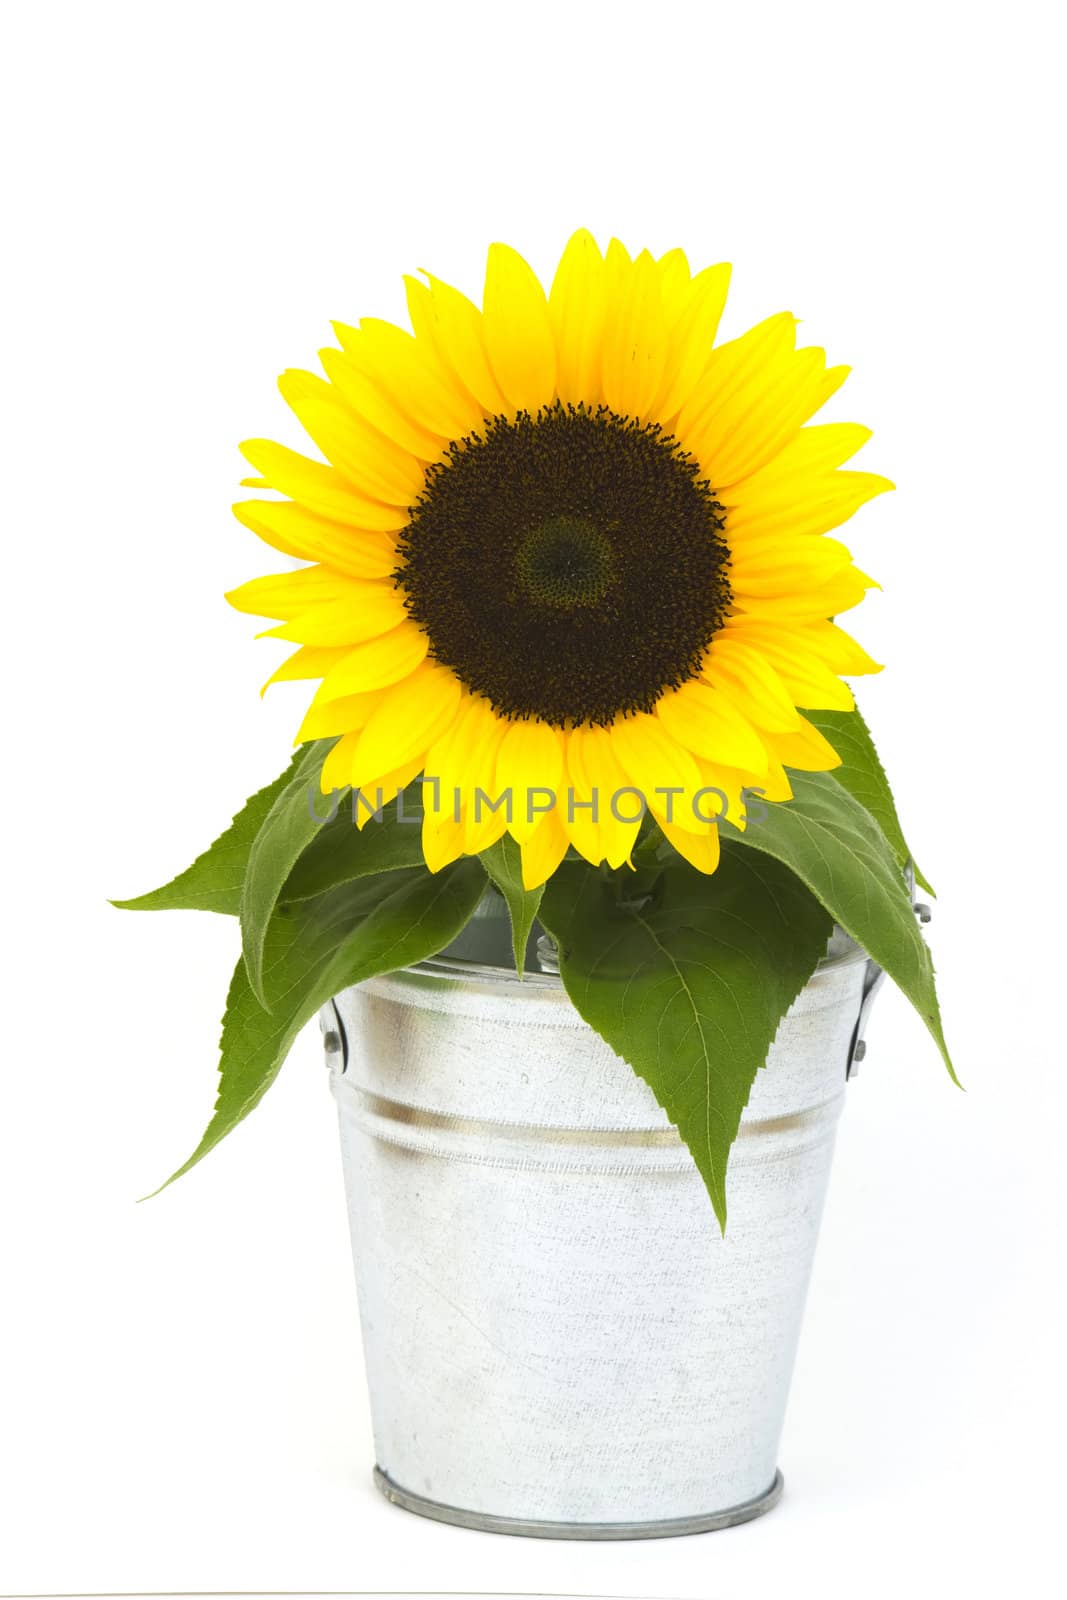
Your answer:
846,959 -> 886,1079
847,888 -> 932,1079
321,999 -> 348,1075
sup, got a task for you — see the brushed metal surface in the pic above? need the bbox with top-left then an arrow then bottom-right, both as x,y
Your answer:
326,933 -> 871,1533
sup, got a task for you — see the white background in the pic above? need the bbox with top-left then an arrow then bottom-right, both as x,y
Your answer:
2,2 -> 1064,1596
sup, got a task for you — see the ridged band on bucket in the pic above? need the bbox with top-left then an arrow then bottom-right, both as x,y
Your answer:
325,905 -> 877,1536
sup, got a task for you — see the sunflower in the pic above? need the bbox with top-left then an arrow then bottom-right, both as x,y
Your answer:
227,232 -> 890,888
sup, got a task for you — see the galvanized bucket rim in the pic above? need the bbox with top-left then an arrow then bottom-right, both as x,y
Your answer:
404,880 -> 871,996
411,936 -> 869,995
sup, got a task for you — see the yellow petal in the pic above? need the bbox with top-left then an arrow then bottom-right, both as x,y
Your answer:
352,756 -> 425,830
731,565 -> 877,620
316,622 -> 430,700
757,759 -> 794,802
693,343 -> 843,489
259,581 -> 408,645
603,237 -> 633,299
601,248 -> 668,421
320,732 -> 359,793
336,317 -> 483,440
495,717 -> 564,844
318,346 -> 447,462
425,693 -> 501,800
726,614 -> 883,678
463,800 -> 508,864
560,731 -> 611,868
233,500 -> 398,579
689,757 -> 750,830
482,243 -> 556,413
678,312 -> 797,447
767,715 -> 843,773
461,715 -> 512,853
728,532 -> 854,596
725,620 -> 857,710
782,618 -> 883,675
609,712 -> 708,835
655,246 -> 691,302
651,261 -> 732,424
278,370 -> 424,506
699,637 -> 801,733
559,776 -> 608,867
814,364 -> 850,410
414,273 -> 507,416
260,644 -> 350,694
519,806 -> 570,891
718,423 -> 876,510
404,276 -> 490,415
226,565 -> 351,620
723,470 -> 894,540
353,662 -> 463,780
655,815 -> 721,875
655,682 -> 769,774
421,806 -> 468,874
239,440 -> 409,531
295,687 -> 386,743
548,228 -> 607,406
566,724 -> 642,869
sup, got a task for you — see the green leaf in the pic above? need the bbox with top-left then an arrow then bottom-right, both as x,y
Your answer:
149,859 -> 487,1195
281,783 -> 427,902
478,835 -> 543,976
538,849 -> 833,1230
724,769 -> 956,1083
111,746 -> 314,916
806,705 -> 935,896
239,740 -> 346,1005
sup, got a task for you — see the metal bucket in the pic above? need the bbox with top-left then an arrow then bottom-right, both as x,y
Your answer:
322,899 -> 879,1539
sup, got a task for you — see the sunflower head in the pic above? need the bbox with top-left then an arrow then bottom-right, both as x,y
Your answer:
395,403 -> 733,728
227,232 -> 890,889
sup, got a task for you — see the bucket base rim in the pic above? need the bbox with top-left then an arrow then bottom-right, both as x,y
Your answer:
372,1464 -> 784,1540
